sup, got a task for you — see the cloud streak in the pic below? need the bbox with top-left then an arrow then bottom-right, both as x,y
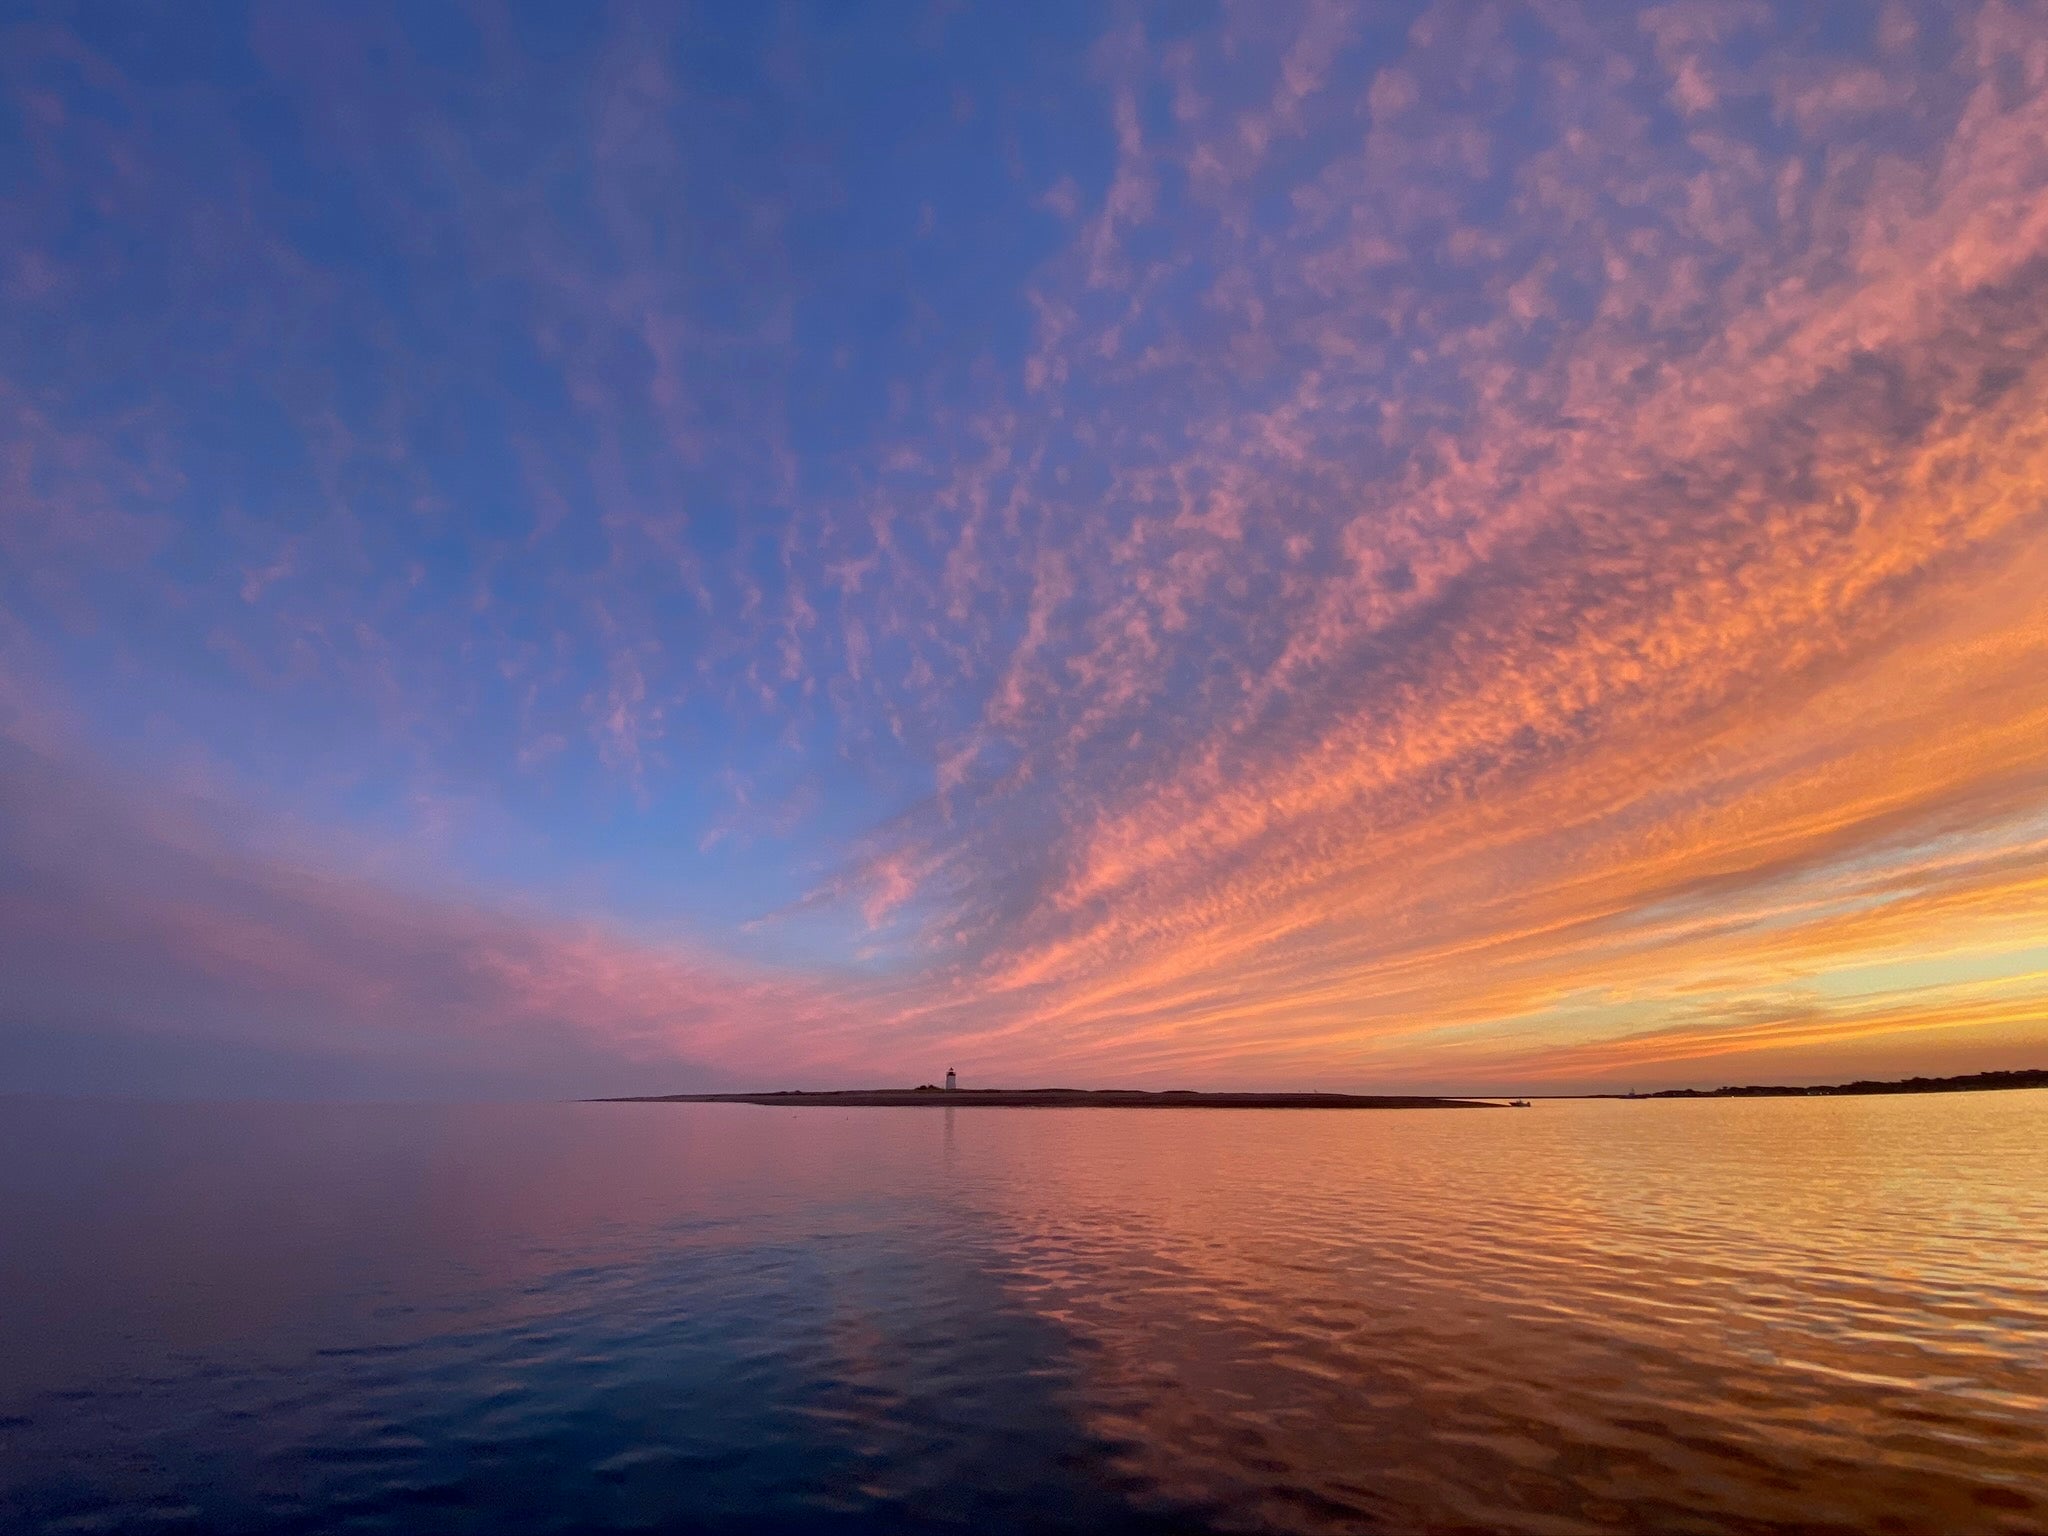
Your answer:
3,2 -> 2046,1094
0,718 -> 880,1098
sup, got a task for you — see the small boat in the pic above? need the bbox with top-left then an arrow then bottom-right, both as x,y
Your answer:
1508,1099 -> 1531,1108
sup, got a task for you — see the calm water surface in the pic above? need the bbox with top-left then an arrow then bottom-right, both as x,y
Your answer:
1,1094 -> 2044,1534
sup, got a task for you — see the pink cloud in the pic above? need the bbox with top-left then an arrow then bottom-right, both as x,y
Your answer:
0,726 -> 887,1097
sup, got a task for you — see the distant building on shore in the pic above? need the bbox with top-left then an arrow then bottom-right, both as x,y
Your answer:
945,1068 -> 957,1091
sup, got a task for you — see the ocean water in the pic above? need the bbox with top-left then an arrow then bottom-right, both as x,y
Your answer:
1,1094 -> 2044,1535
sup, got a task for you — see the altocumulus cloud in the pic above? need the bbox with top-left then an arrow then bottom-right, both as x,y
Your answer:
3,1 -> 2047,1096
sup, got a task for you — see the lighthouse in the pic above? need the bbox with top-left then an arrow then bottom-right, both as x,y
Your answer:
945,1068 -> 957,1091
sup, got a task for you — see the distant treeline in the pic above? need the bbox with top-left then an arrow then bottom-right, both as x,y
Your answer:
1637,1068 -> 2048,1099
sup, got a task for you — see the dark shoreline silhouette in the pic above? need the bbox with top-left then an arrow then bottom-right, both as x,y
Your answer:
593,1088 -> 1495,1109
592,1068 -> 2048,1109
1603,1068 -> 2048,1100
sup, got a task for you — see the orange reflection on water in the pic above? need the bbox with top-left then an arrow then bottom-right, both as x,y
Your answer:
947,1094 -> 2048,1533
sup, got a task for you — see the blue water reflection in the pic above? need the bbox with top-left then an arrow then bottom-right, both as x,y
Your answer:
2,1095 -> 2043,1533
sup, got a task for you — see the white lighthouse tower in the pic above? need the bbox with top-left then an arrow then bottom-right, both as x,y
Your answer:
945,1068 -> 957,1091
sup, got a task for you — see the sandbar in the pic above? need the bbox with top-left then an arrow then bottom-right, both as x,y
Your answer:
594,1088 -> 1495,1109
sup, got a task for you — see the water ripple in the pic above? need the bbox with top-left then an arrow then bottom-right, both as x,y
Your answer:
0,1094 -> 2043,1532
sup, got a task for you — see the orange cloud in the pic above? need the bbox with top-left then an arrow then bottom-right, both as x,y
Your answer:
831,1 -> 2048,1091
10,3 -> 2048,1097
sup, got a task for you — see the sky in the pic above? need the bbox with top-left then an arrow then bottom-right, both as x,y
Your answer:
4,0 -> 2047,1100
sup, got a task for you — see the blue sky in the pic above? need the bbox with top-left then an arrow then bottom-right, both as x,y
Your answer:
5,1 -> 2048,1097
